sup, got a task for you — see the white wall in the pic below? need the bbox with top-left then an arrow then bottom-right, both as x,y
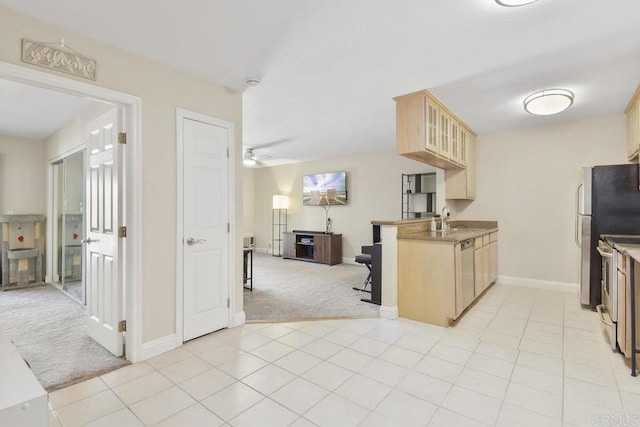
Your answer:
451,113 -> 628,286
0,135 -> 46,215
0,6 -> 243,344
250,150 -> 444,259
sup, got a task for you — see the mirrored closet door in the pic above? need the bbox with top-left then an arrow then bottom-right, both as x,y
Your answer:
52,150 -> 85,304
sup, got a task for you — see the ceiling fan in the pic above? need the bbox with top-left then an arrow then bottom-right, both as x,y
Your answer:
243,148 -> 263,167
243,139 -> 291,167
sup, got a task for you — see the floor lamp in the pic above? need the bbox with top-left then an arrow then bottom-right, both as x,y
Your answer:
272,195 -> 289,256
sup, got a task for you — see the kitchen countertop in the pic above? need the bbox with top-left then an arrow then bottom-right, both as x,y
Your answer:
601,234 -> 640,263
373,219 -> 499,243
616,244 -> 640,263
398,226 -> 499,243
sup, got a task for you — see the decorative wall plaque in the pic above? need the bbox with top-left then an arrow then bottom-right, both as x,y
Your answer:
21,39 -> 96,80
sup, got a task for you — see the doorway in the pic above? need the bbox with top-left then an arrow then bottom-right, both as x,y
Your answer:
51,150 -> 85,304
0,60 -> 143,364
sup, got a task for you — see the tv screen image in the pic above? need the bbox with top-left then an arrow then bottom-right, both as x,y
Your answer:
302,171 -> 347,206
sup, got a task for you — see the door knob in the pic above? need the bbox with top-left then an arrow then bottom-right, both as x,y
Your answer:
81,238 -> 99,244
186,237 -> 206,246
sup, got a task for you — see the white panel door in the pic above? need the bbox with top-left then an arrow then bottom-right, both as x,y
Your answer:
85,108 -> 123,356
183,118 -> 229,341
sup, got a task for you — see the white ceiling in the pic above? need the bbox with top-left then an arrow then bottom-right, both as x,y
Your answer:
2,0 -> 640,164
0,79 -> 94,139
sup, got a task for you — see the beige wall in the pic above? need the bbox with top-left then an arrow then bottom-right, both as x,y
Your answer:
45,104 -> 112,161
250,150 -> 444,259
0,135 -> 46,215
243,168 -> 256,235
451,113 -> 628,286
0,7 -> 243,344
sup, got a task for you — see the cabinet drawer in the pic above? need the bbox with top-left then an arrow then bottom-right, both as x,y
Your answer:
490,232 -> 498,242
482,235 -> 490,246
475,237 -> 483,248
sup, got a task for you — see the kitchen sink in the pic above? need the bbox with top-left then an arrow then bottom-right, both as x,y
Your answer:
434,228 -> 483,233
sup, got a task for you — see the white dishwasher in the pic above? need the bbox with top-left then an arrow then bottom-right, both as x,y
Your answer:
461,239 -> 475,308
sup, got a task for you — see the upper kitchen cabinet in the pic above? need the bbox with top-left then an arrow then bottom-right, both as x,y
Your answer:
626,85 -> 640,161
394,90 -> 476,200
445,130 -> 476,200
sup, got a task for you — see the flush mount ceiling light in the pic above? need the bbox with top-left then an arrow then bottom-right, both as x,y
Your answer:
243,149 -> 256,166
523,89 -> 574,116
245,77 -> 261,87
496,0 -> 537,6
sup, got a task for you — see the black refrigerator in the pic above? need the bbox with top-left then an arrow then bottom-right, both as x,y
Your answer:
577,164 -> 640,309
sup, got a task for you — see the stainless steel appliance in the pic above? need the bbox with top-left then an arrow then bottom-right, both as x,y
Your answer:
461,239 -> 475,308
575,164 -> 640,308
596,239 -> 617,349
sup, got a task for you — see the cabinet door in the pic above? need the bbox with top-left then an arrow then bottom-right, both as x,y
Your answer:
439,110 -> 451,158
618,269 -> 628,356
489,241 -> 498,284
425,97 -> 439,154
459,128 -> 468,167
483,245 -> 490,291
474,247 -> 483,296
282,233 -> 295,258
450,119 -> 460,163
313,235 -> 326,263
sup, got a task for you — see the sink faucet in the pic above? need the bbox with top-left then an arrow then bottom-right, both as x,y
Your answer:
441,206 -> 450,230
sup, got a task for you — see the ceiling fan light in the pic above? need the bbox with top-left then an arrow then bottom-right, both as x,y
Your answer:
523,89 -> 574,116
495,0 -> 537,6
243,148 -> 257,166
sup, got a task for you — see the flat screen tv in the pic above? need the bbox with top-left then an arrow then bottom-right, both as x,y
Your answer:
302,171 -> 347,206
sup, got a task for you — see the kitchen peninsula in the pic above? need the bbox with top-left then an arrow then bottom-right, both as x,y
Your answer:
374,218 -> 498,327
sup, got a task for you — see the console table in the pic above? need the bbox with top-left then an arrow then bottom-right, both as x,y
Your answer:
283,231 -> 342,266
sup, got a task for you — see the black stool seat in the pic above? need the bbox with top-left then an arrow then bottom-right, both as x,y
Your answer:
355,254 -> 371,265
353,254 -> 372,293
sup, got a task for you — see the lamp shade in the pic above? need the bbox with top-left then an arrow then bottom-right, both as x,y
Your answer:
272,195 -> 289,209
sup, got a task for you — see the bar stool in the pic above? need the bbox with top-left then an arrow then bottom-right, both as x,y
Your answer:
353,253 -> 372,293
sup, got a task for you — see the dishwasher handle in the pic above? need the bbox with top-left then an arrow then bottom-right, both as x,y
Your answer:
460,239 -> 474,250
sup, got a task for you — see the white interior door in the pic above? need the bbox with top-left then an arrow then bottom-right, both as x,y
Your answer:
183,118 -> 230,341
85,108 -> 124,356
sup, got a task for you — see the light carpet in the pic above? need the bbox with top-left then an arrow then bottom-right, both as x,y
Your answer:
244,252 -> 380,321
0,284 -> 129,391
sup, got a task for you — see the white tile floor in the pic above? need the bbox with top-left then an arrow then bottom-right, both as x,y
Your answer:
48,284 -> 640,426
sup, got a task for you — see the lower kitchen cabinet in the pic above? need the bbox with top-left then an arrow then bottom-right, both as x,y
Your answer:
398,230 -> 498,326
474,233 -> 498,297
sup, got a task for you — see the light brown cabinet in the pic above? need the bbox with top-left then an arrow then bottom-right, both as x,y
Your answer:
616,251 -> 640,358
626,86 -> 640,161
395,90 -> 476,200
395,90 -> 475,170
398,230 -> 498,326
445,133 -> 475,201
473,233 -> 498,296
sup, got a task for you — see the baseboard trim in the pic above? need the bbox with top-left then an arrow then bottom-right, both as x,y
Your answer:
497,275 -> 579,293
140,334 -> 177,361
231,311 -> 246,327
379,305 -> 398,320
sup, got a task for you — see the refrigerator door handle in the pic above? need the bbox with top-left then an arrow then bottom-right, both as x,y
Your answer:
575,183 -> 583,248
